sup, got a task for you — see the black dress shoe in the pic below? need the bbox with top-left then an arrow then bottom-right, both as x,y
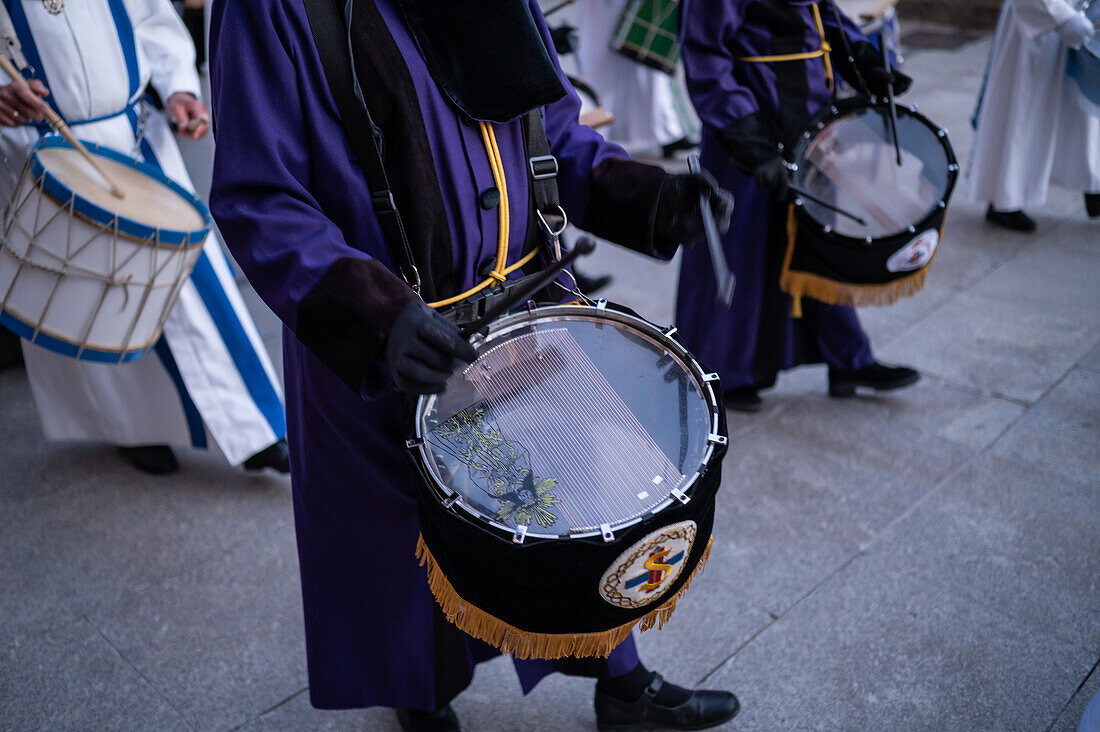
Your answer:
0,327 -> 23,372
829,362 -> 920,397
595,672 -> 740,732
119,445 -> 179,475
986,205 -> 1037,232
243,438 -> 290,473
395,705 -> 460,732
661,136 -> 700,159
725,386 -> 763,413
1086,193 -> 1100,219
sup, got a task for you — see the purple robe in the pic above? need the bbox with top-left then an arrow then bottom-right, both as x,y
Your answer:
208,0 -> 657,711
676,0 -> 875,390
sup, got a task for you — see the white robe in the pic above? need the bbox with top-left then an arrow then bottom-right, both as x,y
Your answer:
574,0 -> 689,148
0,0 -> 284,465
966,0 -> 1100,210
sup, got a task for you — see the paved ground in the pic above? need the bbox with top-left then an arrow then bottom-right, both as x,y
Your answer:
2,24 -> 1098,732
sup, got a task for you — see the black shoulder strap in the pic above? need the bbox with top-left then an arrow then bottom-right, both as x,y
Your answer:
303,0 -> 566,287
302,0 -> 421,294
523,108 -> 565,260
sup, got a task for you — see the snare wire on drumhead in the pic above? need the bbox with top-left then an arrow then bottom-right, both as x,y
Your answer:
463,327 -> 684,530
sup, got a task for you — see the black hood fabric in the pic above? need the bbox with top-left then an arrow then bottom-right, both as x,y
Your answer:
396,0 -> 567,122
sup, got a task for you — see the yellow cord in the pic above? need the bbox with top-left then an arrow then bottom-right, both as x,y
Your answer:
737,2 -> 834,92
428,121 -> 521,309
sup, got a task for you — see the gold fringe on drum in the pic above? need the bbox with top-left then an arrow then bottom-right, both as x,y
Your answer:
779,205 -> 939,318
415,533 -> 714,660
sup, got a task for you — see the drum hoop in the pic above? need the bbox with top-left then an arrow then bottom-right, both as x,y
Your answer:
0,307 -> 157,362
30,136 -> 211,248
789,98 -> 958,246
408,301 -> 724,543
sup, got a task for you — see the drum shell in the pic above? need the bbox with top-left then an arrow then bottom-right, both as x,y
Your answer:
406,301 -> 728,646
789,204 -> 947,287
0,139 -> 207,362
411,438 -> 721,637
611,0 -> 681,74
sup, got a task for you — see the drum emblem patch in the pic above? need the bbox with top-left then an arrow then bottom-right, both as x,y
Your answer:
886,229 -> 939,273
600,521 -> 697,609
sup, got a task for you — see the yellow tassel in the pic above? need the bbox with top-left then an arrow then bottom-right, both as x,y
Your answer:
416,534 -> 714,660
780,266 -> 929,309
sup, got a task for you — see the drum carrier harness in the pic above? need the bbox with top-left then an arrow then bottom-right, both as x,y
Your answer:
302,0 -> 578,327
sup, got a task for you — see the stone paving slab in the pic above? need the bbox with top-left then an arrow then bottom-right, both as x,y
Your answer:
705,556 -> 1096,732
966,232 -> 1100,329
0,472 -> 221,650
1051,664 -> 1100,732
992,368 -> 1100,490
88,524 -> 307,732
879,289 -> 1097,404
0,618 -> 190,731
0,381 -> 126,511
867,451 -> 1100,652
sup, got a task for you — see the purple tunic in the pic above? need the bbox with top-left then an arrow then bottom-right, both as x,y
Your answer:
676,0 -> 874,390
208,0 -> 641,710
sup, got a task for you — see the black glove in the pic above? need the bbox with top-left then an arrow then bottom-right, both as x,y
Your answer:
550,24 -> 577,56
654,171 -> 734,246
863,66 -> 913,98
753,156 -> 790,200
384,301 -> 477,395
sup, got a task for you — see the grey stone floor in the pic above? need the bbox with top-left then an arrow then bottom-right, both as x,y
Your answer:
2,29 -> 1099,732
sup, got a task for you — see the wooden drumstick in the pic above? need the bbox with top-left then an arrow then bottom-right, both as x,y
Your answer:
0,53 -> 125,199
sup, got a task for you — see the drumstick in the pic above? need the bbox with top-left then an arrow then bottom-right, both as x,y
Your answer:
688,155 -> 736,307
880,41 -> 903,167
0,53 -> 125,199
788,184 -> 869,227
459,236 -> 596,338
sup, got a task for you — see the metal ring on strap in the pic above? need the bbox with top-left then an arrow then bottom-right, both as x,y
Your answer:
537,205 -> 568,237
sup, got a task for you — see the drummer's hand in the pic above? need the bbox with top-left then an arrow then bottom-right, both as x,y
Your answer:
385,300 -> 478,395
1056,12 -> 1094,49
166,92 -> 211,140
754,157 -> 790,200
655,171 -> 734,247
864,67 -> 913,97
0,79 -> 49,127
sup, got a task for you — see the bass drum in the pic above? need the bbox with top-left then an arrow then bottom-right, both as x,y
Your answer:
0,136 -> 208,362
407,300 -> 726,659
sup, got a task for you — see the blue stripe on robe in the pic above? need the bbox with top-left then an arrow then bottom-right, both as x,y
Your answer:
154,338 -> 208,448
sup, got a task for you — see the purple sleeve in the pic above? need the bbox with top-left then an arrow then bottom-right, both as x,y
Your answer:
680,0 -> 758,133
530,0 -> 674,258
208,0 -> 414,393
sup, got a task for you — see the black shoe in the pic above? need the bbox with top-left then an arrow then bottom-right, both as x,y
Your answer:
243,438 -> 290,473
395,705 -> 460,732
0,327 -> 23,372
1086,193 -> 1100,219
595,672 -> 740,732
828,362 -> 920,397
661,137 -> 700,159
725,386 -> 762,413
985,205 -> 1037,232
574,270 -> 613,295
119,445 -> 179,475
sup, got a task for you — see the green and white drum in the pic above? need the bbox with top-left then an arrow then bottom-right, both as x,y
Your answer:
610,0 -> 681,74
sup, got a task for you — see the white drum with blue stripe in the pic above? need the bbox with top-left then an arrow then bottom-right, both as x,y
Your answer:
0,136 -> 207,362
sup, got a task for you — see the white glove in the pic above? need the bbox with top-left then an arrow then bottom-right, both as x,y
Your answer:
1056,12 -> 1095,50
